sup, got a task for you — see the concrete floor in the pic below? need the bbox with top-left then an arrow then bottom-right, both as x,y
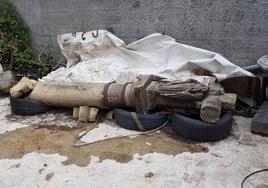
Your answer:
0,97 -> 267,188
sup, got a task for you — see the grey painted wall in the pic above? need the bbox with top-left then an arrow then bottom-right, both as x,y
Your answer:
11,0 -> 268,66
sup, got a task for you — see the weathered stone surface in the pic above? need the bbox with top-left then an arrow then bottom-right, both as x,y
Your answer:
251,102 -> 268,136
72,107 -> 79,119
200,95 -> 222,123
10,0 -> 268,66
88,107 -> 99,123
78,106 -> 90,123
0,71 -> 16,94
10,77 -> 35,98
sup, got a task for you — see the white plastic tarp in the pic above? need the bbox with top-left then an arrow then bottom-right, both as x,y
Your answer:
42,30 -> 253,84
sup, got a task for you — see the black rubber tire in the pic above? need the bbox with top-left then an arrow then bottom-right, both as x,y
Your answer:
171,112 -> 233,142
113,108 -> 169,131
10,96 -> 51,115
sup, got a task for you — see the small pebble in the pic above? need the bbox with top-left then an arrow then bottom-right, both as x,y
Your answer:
45,172 -> 54,181
145,172 -> 154,178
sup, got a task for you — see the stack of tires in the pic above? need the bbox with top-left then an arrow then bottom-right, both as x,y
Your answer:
114,108 -> 233,142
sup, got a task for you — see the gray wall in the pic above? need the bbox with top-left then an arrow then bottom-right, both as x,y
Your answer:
11,0 -> 268,66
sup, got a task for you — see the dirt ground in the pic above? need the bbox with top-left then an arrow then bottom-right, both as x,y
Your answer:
0,122 -> 207,167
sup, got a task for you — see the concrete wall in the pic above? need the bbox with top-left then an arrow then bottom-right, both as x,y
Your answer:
11,0 -> 268,66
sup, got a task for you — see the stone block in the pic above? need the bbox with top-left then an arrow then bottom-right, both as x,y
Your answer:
0,71 -> 16,94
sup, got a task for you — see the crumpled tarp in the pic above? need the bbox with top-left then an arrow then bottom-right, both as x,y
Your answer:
42,30 -> 253,84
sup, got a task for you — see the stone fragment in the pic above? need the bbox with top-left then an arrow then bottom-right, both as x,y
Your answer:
0,71 -> 16,94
